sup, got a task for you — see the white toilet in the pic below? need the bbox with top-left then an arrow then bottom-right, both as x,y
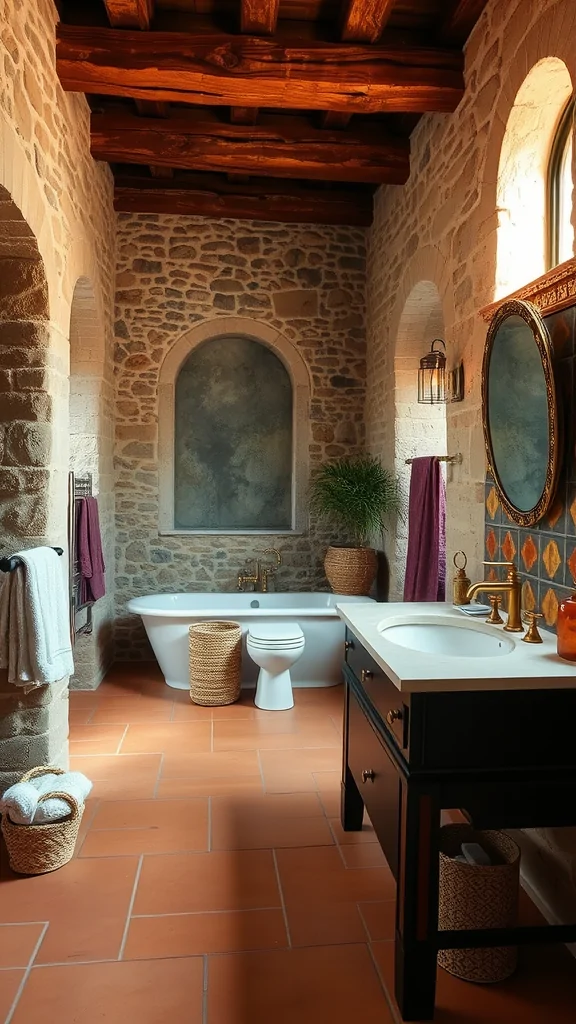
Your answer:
246,621 -> 305,711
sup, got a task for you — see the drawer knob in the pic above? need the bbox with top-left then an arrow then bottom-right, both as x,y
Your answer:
361,769 -> 375,783
386,708 -> 403,726
344,640 -> 353,652
360,669 -> 373,684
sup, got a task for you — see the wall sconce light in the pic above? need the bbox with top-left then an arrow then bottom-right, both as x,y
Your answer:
417,339 -> 464,404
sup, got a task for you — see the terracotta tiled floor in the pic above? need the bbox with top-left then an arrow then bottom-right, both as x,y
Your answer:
1,662 -> 576,1023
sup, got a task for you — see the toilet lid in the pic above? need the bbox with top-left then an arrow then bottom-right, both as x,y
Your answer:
248,621 -> 303,642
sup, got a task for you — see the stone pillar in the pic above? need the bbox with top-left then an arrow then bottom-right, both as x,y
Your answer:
0,675 -> 69,795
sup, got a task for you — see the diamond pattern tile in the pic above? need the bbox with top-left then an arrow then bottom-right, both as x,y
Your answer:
486,486 -> 499,521
542,588 -> 560,627
521,580 -> 537,613
547,496 -> 565,530
570,495 -> 576,528
542,540 -> 562,579
501,530 -> 516,563
485,529 -> 498,561
568,547 -> 576,587
521,536 -> 538,573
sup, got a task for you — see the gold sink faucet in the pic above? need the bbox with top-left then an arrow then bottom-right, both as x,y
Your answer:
466,560 -> 523,633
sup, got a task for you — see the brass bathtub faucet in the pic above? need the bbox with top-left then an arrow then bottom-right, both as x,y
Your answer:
237,549 -> 282,593
466,560 -> 523,633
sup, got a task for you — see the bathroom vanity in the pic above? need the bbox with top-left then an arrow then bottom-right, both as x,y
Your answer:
338,602 -> 576,1021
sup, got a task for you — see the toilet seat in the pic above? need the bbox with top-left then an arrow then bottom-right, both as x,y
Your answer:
248,639 -> 304,650
246,620 -> 305,711
248,621 -> 303,643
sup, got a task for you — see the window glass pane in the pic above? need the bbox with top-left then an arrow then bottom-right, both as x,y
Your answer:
174,335 -> 293,530
558,130 -> 573,264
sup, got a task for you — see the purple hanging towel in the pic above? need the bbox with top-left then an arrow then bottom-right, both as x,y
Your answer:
77,496 -> 106,603
403,457 -> 446,602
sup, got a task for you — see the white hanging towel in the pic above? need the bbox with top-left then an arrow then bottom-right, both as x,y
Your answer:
0,546 -> 74,690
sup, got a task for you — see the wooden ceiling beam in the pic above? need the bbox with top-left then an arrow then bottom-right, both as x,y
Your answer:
103,0 -> 154,29
440,0 -> 488,44
135,99 -> 170,116
340,0 -> 396,43
114,173 -> 374,225
230,107 -> 259,125
56,25 -> 464,115
90,111 -> 410,184
240,0 -> 280,35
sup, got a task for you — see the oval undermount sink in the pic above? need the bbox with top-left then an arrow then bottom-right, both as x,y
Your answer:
378,617 -> 515,658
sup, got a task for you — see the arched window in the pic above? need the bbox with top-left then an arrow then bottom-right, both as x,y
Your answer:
548,97 -> 574,269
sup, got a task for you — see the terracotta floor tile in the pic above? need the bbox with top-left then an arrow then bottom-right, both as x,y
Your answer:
287,902 -> 367,947
371,940 -> 576,1024
90,700 -> 175,725
70,753 -> 162,800
11,957 -> 204,1024
125,908 -> 288,959
261,770 -> 319,794
276,846 -> 395,907
156,774 -> 264,800
340,843 -> 388,868
358,901 -> 396,941
330,817 -> 377,845
120,721 -> 211,754
313,770 -> 341,815
69,724 -> 127,756
293,685 -> 344,709
212,718 -> 340,751
80,798 -> 209,856
68,707 -> 95,726
212,791 -> 329,849
0,857 -> 139,964
0,923 -> 45,967
68,691 -> 100,709
170,701 -> 213,722
161,749 -> 260,780
0,970 -> 24,1022
133,849 -> 281,916
259,747 -> 341,777
93,679 -> 144,699
212,792 -> 324,818
207,942 -> 392,1024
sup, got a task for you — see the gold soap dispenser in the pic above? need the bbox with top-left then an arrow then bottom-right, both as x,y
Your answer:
452,551 -> 471,606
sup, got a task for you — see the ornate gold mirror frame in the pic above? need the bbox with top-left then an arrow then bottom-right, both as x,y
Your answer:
482,298 -> 560,527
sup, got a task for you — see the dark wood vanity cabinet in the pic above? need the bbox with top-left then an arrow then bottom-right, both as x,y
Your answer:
341,628 -> 576,1021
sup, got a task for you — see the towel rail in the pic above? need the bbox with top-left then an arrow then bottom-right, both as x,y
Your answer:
0,548 -> 64,573
405,453 -> 463,465
68,471 -> 94,643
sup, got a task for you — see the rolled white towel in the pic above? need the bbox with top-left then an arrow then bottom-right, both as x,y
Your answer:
32,771 -> 93,823
0,782 -> 40,825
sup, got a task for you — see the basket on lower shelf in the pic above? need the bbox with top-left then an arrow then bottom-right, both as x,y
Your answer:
1,765 -> 83,876
438,824 -> 520,984
189,620 -> 242,706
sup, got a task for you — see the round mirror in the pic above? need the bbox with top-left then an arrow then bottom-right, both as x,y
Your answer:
482,299 -> 560,526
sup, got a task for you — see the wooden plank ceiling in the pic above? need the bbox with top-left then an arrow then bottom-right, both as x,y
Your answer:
57,0 -> 488,225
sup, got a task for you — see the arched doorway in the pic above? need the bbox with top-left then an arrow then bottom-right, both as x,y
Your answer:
392,281 -> 447,598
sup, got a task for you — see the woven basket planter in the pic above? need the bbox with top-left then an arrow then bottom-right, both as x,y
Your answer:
324,546 -> 377,596
1,765 -> 83,876
438,824 -> 520,984
189,620 -> 242,706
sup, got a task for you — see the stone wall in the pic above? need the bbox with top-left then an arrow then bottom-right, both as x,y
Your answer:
0,0 -> 116,790
365,0 -> 576,942
114,215 -> 367,657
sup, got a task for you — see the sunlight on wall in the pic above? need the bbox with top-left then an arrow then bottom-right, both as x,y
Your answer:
495,57 -> 573,299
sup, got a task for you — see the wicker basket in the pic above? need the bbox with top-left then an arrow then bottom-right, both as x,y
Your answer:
438,824 -> 520,984
189,620 -> 242,706
324,545 -> 378,596
1,765 -> 84,875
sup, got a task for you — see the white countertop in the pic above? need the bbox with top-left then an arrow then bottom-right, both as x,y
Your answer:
336,601 -> 576,693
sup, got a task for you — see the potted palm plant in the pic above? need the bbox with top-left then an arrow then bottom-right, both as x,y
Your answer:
310,454 -> 402,596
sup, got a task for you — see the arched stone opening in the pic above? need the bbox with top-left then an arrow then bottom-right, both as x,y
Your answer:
68,276 -> 114,689
495,57 -> 573,299
392,281 -> 447,599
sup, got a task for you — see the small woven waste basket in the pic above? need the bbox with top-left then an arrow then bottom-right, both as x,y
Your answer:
1,765 -> 84,875
438,824 -> 520,983
189,620 -> 242,706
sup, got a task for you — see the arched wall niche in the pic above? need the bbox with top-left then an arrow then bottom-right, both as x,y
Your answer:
158,317 -> 311,534
495,57 -> 573,299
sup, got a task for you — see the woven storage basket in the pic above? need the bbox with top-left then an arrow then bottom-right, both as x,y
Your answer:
324,546 -> 377,596
438,824 -> 520,984
1,766 -> 83,875
189,620 -> 242,706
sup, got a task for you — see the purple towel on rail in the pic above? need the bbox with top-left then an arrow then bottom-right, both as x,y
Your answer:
77,496 -> 106,603
403,457 -> 446,602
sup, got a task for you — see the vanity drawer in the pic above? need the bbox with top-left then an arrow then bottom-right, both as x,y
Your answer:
345,631 -> 409,752
347,688 -> 401,879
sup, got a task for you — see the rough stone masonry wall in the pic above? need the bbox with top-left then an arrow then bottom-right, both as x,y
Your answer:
365,0 -> 576,940
114,215 -> 367,657
0,0 -> 116,789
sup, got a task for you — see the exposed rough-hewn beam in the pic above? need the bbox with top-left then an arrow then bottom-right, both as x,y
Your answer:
241,0 -> 280,35
91,111 -> 410,183
114,173 -> 374,225
230,107 -> 259,125
440,0 -> 488,44
340,0 -> 395,43
135,99 -> 170,116
150,165 -> 174,177
103,0 -> 154,29
56,25 -> 464,115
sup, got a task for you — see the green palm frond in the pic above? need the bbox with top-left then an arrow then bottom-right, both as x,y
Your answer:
310,455 -> 402,548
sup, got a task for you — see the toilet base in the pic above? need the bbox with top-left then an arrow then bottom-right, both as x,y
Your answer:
254,668 -> 294,711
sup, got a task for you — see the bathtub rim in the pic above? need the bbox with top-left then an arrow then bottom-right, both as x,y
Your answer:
127,592 -> 375,619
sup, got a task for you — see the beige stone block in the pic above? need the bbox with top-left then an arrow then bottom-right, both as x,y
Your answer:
272,290 -> 319,317
0,259 -> 49,320
5,421 -> 52,466
0,391 -> 52,423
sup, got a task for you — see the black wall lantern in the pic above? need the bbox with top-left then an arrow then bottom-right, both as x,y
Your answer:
417,339 -> 464,404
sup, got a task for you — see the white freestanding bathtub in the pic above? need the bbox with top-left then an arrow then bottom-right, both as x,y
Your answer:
127,592 -> 375,690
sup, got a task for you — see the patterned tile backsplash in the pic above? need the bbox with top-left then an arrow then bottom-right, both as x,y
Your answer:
484,303 -> 576,631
